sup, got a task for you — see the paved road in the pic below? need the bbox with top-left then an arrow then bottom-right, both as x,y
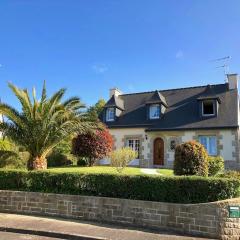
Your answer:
0,232 -> 58,240
0,213 -> 216,240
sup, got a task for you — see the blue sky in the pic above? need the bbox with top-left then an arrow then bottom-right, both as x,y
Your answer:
0,0 -> 240,108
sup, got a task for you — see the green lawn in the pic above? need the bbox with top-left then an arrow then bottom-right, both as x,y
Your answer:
48,166 -> 142,175
48,166 -> 174,176
157,169 -> 174,176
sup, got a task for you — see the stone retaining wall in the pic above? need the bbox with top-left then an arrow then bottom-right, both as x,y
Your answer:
0,190 -> 239,239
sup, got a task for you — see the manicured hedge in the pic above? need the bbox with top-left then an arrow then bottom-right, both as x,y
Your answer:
0,169 -> 239,203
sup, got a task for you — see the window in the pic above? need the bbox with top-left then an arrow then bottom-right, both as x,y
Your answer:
128,139 -> 140,159
149,104 -> 160,119
106,108 -> 115,122
198,136 -> 217,156
202,100 -> 214,116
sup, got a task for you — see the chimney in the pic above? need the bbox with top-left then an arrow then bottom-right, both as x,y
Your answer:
227,74 -> 238,90
109,88 -> 122,98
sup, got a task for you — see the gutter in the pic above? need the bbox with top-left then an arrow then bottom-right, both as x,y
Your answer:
145,126 -> 239,132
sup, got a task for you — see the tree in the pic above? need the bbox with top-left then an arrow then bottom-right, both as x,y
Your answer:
0,82 -> 98,170
72,127 -> 113,166
87,99 -> 106,120
110,147 -> 137,173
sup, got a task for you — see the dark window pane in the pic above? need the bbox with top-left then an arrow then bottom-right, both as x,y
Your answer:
170,140 -> 176,150
203,101 -> 214,115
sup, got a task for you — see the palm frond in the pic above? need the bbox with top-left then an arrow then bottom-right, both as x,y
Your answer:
8,83 -> 33,116
0,103 -> 25,126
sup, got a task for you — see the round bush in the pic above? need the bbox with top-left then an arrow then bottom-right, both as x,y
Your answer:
174,141 -> 208,176
47,152 -> 70,167
208,156 -> 224,176
77,158 -> 87,166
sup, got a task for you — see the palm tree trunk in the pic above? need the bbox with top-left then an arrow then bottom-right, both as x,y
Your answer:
27,156 -> 47,170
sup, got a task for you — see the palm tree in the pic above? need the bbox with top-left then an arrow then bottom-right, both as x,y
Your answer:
0,82 -> 98,170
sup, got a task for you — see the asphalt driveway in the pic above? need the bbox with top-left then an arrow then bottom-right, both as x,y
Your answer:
0,213 -> 216,240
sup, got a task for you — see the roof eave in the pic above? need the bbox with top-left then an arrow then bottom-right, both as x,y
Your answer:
145,126 -> 239,132
197,97 -> 221,104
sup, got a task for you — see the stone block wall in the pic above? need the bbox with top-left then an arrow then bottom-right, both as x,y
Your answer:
0,190 -> 239,239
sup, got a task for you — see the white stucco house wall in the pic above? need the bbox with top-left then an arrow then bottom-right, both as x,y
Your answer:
99,74 -> 240,170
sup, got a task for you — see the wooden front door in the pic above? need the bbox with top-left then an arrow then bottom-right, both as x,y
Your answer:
153,138 -> 164,165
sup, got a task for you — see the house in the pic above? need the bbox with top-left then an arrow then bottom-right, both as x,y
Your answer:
100,74 -> 240,170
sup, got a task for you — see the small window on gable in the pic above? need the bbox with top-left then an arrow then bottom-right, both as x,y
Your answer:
106,108 -> 115,122
149,104 -> 160,119
202,100 -> 214,116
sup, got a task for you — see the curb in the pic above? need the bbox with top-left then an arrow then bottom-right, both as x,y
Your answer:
0,227 -> 107,240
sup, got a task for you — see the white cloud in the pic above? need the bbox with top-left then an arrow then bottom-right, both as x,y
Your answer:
92,64 -> 108,74
175,50 -> 184,59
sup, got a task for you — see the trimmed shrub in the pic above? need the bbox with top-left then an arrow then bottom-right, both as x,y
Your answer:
208,156 -> 224,176
77,158 -> 87,166
218,171 -> 240,179
110,147 -> 137,173
47,152 -> 69,167
0,169 -> 239,203
174,141 -> 208,176
47,152 -> 77,167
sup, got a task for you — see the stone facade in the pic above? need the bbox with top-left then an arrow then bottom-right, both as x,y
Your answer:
104,128 -> 240,170
0,190 -> 239,239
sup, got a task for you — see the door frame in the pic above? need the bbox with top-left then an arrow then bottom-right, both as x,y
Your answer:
153,137 -> 164,165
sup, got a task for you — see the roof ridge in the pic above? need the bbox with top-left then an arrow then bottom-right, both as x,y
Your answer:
119,83 -> 227,96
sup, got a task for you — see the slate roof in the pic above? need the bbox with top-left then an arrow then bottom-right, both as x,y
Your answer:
197,85 -> 221,103
146,90 -> 168,107
101,83 -> 239,131
104,95 -> 125,110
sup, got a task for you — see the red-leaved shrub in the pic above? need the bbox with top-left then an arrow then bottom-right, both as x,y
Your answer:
72,128 -> 113,166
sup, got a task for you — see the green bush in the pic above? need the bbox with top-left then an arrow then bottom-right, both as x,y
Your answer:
0,139 -> 28,169
0,139 -> 12,150
0,169 -> 239,203
174,141 -> 208,176
217,171 -> 240,179
208,156 -> 224,176
47,152 -> 77,167
110,147 -> 137,173
77,158 -> 87,166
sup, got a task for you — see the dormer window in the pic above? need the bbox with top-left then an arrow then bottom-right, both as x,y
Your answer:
202,100 -> 215,116
149,104 -> 160,119
106,107 -> 115,122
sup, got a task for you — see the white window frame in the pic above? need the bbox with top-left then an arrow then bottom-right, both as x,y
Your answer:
202,100 -> 215,116
198,135 -> 217,156
106,107 -> 115,122
149,104 -> 160,119
127,139 -> 140,159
